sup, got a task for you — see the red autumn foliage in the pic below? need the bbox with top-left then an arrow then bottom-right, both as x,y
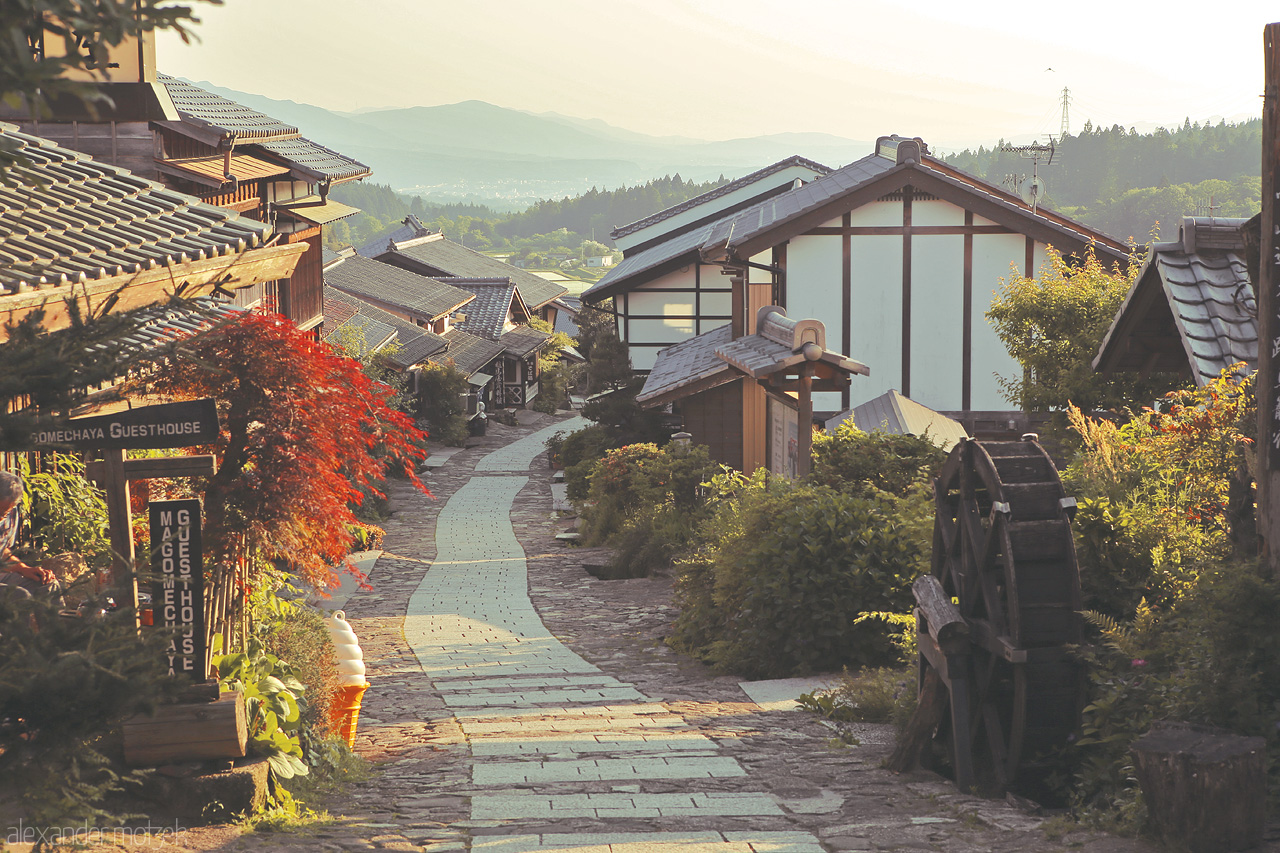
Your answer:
135,311 -> 429,589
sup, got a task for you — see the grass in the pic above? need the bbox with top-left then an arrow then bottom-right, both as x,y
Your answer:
797,666 -> 917,730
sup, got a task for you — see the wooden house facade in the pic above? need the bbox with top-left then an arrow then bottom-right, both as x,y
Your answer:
2,28 -> 370,334
586,138 -> 1131,435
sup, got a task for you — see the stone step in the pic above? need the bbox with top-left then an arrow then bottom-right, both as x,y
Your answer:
470,831 -> 824,853
469,791 -> 785,820
444,687 -> 647,708
472,755 -> 747,785
471,733 -> 716,756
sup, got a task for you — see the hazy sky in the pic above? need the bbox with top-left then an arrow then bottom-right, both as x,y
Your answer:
158,0 -> 1274,152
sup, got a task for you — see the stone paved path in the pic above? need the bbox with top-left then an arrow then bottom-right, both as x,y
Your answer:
322,412 -> 1158,853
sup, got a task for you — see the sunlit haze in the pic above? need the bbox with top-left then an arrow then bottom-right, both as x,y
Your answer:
158,0 -> 1273,152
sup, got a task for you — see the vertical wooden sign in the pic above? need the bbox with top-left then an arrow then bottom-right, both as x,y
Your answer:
1259,23 -> 1280,572
150,499 -> 205,679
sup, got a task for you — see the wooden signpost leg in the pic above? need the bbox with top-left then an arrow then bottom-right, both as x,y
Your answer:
100,448 -> 140,624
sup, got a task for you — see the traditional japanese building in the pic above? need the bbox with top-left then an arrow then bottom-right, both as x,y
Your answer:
587,137 -> 1130,436
359,219 -> 569,325
3,27 -> 370,334
0,122 -> 303,340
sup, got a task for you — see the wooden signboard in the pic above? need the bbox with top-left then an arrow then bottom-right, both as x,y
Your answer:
27,399 -> 219,451
26,398 -> 220,622
150,499 -> 205,678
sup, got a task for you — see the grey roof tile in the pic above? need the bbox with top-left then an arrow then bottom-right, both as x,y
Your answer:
324,254 -> 474,320
443,278 -> 520,340
637,325 -> 735,403
159,75 -> 298,140
322,286 -> 448,368
158,76 -> 369,183
355,215 -> 431,258
0,122 -> 272,295
379,234 -> 568,309
257,136 -> 370,182
1095,217 -> 1256,386
438,328 -> 505,375
498,325 -> 551,358
826,389 -> 968,450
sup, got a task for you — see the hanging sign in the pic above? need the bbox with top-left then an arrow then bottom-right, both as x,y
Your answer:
150,499 -> 204,679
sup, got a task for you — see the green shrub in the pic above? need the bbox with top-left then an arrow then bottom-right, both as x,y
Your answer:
1062,369 -> 1251,616
671,472 -> 926,678
1054,563 -> 1280,830
19,453 -> 112,568
0,588 -> 176,828
415,360 -> 471,447
810,423 -> 947,498
576,443 -> 721,576
798,665 -> 918,729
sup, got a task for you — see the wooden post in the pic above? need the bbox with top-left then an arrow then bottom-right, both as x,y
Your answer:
100,448 -> 139,619
796,365 -> 814,479
1259,23 -> 1280,576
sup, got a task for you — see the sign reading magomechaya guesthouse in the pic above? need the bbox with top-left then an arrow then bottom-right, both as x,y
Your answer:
28,399 -> 219,450
150,499 -> 204,678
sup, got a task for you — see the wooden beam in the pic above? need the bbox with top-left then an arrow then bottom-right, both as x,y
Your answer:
902,186 -> 913,398
0,242 -> 307,343
85,454 -> 216,481
98,448 -> 138,623
1259,21 -> 1280,576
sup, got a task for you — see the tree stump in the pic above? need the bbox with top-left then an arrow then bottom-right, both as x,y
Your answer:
123,691 -> 247,766
1131,722 -> 1266,853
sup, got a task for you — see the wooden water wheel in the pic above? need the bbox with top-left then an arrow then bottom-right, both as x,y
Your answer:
909,435 -> 1085,797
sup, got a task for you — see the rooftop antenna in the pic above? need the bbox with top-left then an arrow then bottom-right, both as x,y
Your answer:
1001,140 -> 1055,213
1059,87 -> 1071,142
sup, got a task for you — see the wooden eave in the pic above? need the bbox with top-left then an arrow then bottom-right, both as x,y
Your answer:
1093,263 -> 1196,379
637,365 -> 740,409
0,241 -> 307,343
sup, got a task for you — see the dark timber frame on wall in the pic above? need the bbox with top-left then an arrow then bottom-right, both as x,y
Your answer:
620,259 -> 733,366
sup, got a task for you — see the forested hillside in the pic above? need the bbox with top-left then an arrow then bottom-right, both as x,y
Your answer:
944,118 -> 1261,242
328,174 -> 728,259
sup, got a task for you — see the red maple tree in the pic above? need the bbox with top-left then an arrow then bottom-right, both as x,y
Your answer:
135,311 -> 429,589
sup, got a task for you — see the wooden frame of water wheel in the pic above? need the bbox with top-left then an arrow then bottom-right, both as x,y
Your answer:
920,435 -> 1086,796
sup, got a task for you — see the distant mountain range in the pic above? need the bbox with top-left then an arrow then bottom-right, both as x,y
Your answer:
186,81 -> 874,201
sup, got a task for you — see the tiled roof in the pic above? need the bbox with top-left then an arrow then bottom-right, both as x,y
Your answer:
258,137 -> 371,183
445,278 -> 521,340
553,296 -> 580,337
323,286 -> 448,368
826,390 -> 968,451
324,255 -> 474,320
584,216 -> 723,300
438,328 -> 505,376
158,76 -> 370,184
611,155 -> 832,240
1095,216 -> 1256,386
637,325 -> 735,404
355,215 -> 431,258
498,325 -> 551,358
100,296 -> 246,358
0,122 -> 273,296
380,235 -> 568,309
159,75 -> 298,140
702,153 -> 898,251
322,293 -> 358,333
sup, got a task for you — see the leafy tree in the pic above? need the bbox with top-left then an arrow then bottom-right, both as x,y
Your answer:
128,311 -> 428,591
986,245 -> 1184,419
415,359 -> 471,447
